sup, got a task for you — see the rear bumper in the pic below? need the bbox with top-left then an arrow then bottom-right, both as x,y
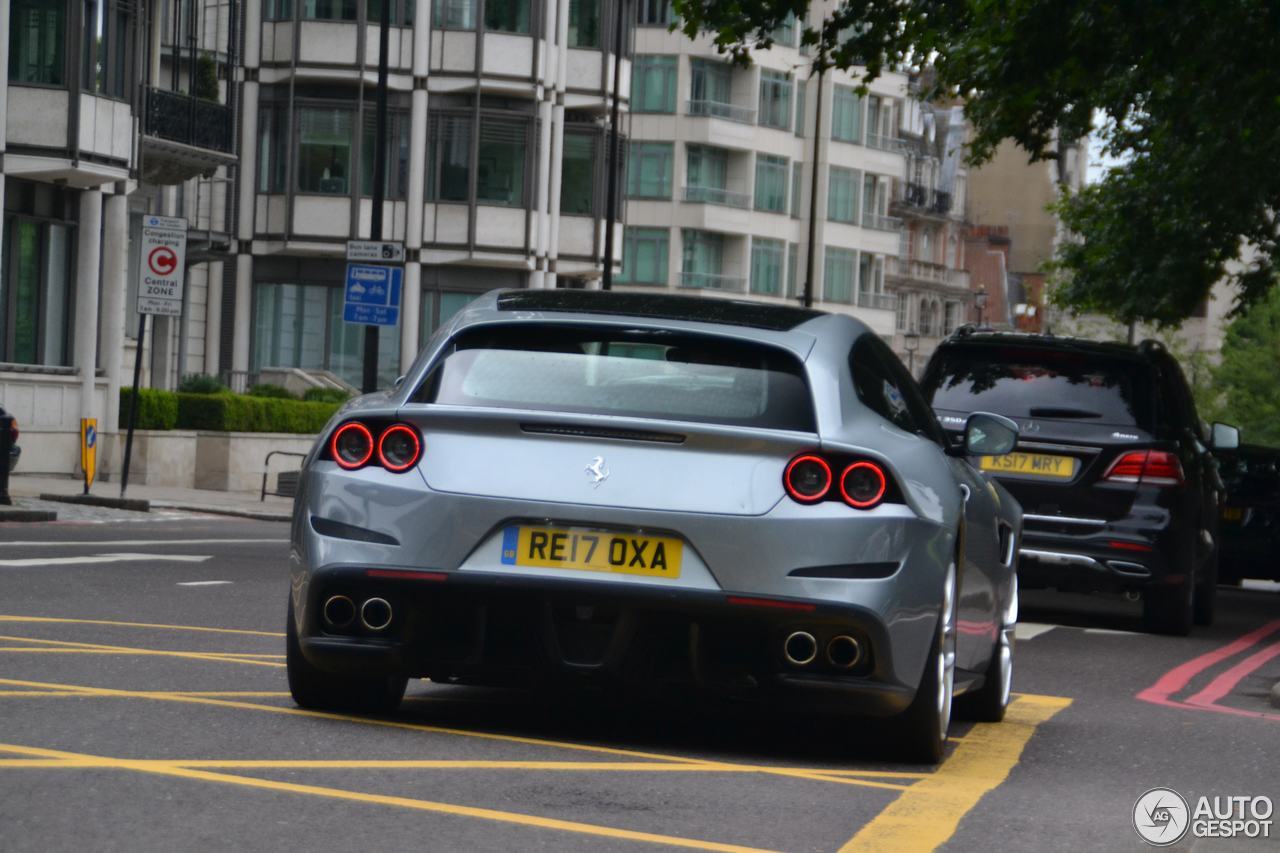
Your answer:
294,566 -> 919,718
1017,519 -> 1185,594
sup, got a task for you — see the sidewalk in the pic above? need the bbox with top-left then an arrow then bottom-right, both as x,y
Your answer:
4,474 -> 293,522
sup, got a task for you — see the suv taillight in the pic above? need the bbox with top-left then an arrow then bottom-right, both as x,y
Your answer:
1104,450 -> 1184,487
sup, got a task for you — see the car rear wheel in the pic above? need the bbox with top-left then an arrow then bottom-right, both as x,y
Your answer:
286,594 -> 408,713
957,576 -> 1016,723
1141,578 -> 1193,636
893,561 -> 957,763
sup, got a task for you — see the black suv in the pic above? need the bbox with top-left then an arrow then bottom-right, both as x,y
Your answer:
920,330 -> 1237,634
1216,444 -> 1280,584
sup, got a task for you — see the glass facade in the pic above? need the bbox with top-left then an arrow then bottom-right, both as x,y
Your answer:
636,0 -> 671,26
750,238 -> 784,295
619,227 -> 669,285
690,59 -> 731,106
754,154 -> 788,213
433,0 -> 475,28
791,161 -> 803,217
686,145 -> 727,193
568,0 -> 600,48
484,0 -> 529,32
758,69 -> 792,129
476,117 -> 530,207
303,0 -> 358,20
828,166 -> 859,223
681,229 -> 725,288
297,108 -> 354,194
832,86 -> 862,142
824,247 -> 857,303
10,0 -> 67,85
560,132 -> 598,214
631,55 -> 677,113
626,142 -> 673,199
427,113 -> 473,202
1,215 -> 74,367
82,0 -> 133,98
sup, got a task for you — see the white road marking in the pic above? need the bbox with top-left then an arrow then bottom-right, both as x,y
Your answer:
176,581 -> 233,587
1014,622 -> 1058,640
1082,627 -> 1143,636
1242,580 -> 1280,593
1,539 -> 286,547
0,554 -> 213,568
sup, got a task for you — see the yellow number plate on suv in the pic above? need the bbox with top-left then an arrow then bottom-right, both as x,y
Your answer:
980,452 -> 1077,479
500,526 -> 683,578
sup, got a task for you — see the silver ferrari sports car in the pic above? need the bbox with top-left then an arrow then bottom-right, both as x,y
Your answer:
287,290 -> 1022,762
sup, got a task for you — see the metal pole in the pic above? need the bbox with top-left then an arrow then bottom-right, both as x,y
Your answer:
802,54 -> 826,309
601,0 -> 627,290
362,0 -> 392,393
120,312 -> 148,497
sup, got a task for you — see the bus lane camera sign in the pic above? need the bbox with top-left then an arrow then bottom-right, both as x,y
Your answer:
137,215 -> 188,317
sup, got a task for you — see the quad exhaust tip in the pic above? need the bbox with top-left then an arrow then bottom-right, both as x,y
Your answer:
322,595 -> 355,629
826,635 -> 863,669
361,597 -> 393,632
783,631 -> 818,666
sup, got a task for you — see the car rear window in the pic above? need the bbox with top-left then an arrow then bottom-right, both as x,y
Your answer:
414,324 -> 816,432
922,345 -> 1156,429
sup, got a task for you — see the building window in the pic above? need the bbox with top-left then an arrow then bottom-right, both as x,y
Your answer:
477,117 -> 529,207
1,216 -> 74,367
297,107 -> 354,194
832,86 -> 862,143
427,113 -> 473,202
943,301 -> 960,335
360,110 -> 411,199
771,12 -> 797,47
561,131 -> 597,215
690,58 -> 732,108
10,0 -> 67,85
636,0 -> 671,26
303,0 -> 357,20
750,238 -> 785,295
786,243 -> 799,296
619,228 -> 669,285
257,105 -> 288,193
253,283 -> 401,390
758,69 -> 792,129
365,0 -> 415,25
896,292 -> 909,331
263,0 -> 293,20
568,0 -> 600,48
754,154 -> 788,213
863,173 -> 884,224
681,230 -> 725,289
828,166 -> 859,223
631,55 -> 677,113
794,80 -> 805,137
684,145 -> 739,206
82,0 -> 133,98
484,0 -> 530,33
626,142 -> 673,199
824,247 -> 857,303
790,161 -> 803,218
433,0 -> 475,28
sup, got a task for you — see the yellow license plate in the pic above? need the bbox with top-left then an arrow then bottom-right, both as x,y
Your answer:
500,526 -> 683,578
1222,507 -> 1244,522
980,452 -> 1077,479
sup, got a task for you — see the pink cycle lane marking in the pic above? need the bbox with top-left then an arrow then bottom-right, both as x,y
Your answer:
1137,619 -> 1280,722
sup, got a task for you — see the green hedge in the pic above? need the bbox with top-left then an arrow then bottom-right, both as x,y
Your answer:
119,388 -> 180,430
119,388 -> 341,433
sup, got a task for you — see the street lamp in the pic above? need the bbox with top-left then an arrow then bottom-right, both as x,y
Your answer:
975,284 -> 988,327
904,331 -> 920,377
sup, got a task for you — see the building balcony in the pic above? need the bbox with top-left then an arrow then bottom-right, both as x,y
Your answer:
686,99 -> 757,125
679,271 -> 746,291
683,185 -> 752,209
892,182 -> 956,219
886,257 -> 971,291
864,213 -> 902,233
139,87 -> 237,185
857,292 -> 897,311
866,133 -> 902,152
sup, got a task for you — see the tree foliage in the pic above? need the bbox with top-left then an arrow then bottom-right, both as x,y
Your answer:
672,0 -> 1280,326
1209,288 -> 1280,447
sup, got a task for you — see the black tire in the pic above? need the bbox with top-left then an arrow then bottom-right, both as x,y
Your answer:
1141,579 -> 1194,636
892,563 -> 956,764
956,578 -> 1016,723
286,595 -> 408,713
1193,553 -> 1218,627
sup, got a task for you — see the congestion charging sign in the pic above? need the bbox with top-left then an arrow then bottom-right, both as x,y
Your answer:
137,215 -> 188,316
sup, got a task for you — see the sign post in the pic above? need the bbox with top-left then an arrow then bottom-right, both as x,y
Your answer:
121,215 -> 188,497
81,419 -> 97,494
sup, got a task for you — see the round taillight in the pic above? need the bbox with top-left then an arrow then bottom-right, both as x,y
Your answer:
377,424 -> 421,472
784,454 -> 832,503
331,422 -> 374,470
840,461 -> 887,509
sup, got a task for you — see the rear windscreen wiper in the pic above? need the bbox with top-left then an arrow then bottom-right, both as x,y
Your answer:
1028,407 -> 1103,419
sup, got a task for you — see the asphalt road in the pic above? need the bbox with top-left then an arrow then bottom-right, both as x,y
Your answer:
1,514 -> 1278,852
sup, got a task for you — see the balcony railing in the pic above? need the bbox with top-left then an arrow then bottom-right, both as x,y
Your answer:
866,132 -> 901,152
894,182 -> 956,217
144,87 -> 233,153
683,185 -> 752,209
864,213 -> 903,232
857,292 -> 898,311
679,271 -> 746,291
686,99 -> 757,124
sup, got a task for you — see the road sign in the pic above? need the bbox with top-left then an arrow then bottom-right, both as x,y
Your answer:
137,215 -> 188,317
343,264 -> 403,326
80,419 -> 97,493
346,240 -> 405,263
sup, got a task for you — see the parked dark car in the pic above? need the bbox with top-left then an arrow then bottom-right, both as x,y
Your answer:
920,330 -> 1237,635
0,406 -> 19,473
1216,444 -> 1280,583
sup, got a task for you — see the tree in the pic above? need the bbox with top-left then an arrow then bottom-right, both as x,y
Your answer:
671,1 -> 1280,326
1209,288 -> 1280,447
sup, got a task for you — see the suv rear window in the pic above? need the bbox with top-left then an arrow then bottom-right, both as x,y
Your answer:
415,324 -> 816,432
922,345 -> 1156,429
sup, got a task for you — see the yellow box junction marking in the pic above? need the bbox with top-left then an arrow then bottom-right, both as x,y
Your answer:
839,694 -> 1072,852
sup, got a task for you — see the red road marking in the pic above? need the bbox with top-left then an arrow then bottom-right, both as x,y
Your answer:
1137,619 -> 1280,722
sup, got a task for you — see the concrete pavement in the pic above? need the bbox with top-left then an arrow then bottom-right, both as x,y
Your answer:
3,474 -> 293,522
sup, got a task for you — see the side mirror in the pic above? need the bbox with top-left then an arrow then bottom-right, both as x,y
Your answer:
1211,422 -> 1240,450
962,412 -> 1019,457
